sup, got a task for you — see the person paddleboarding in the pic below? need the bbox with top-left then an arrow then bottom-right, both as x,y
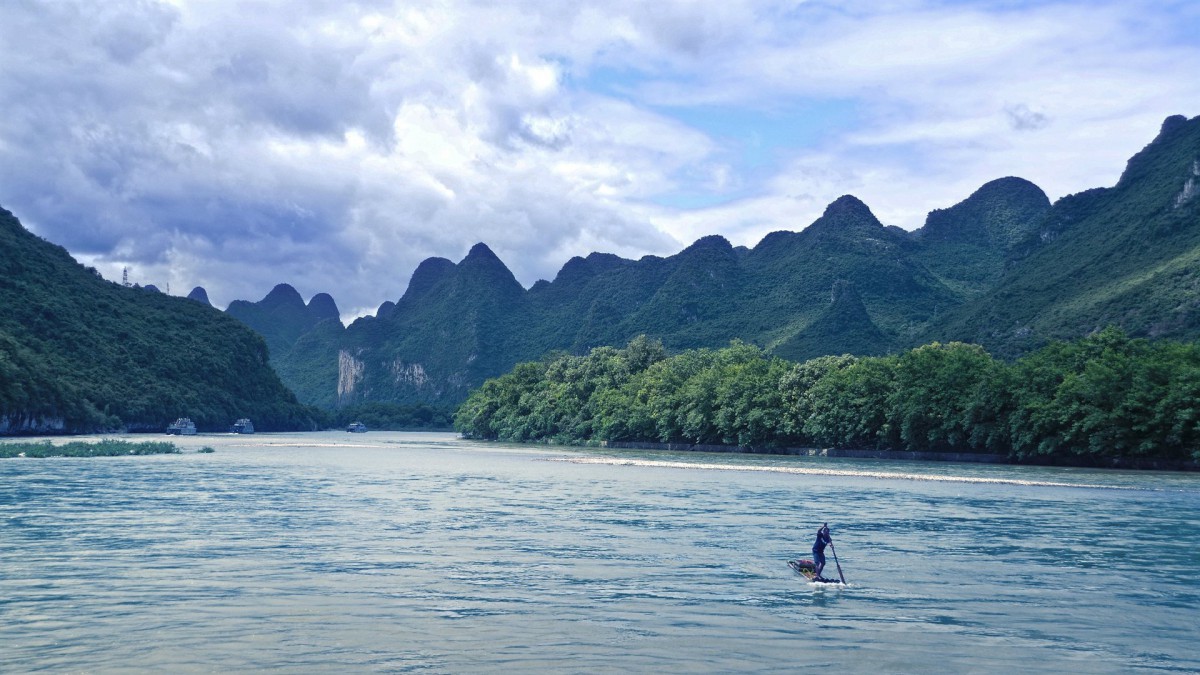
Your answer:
788,523 -> 846,583
812,523 -> 833,580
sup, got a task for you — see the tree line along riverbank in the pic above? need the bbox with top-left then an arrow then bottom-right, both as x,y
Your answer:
453,330 -> 1200,467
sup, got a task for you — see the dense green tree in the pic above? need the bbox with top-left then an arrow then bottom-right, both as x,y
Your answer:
779,354 -> 858,441
1006,328 -> 1200,459
801,356 -> 897,449
456,327 -> 1200,463
887,342 -> 1002,452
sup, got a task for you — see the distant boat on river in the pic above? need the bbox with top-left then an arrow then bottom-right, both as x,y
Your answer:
230,418 -> 255,434
166,418 -> 197,435
346,421 -> 368,433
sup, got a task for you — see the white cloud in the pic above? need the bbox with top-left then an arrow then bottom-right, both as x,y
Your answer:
1,0 -> 1198,317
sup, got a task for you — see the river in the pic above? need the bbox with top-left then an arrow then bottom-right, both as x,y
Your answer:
2,432 -> 1197,673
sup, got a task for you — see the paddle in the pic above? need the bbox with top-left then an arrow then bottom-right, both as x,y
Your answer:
828,538 -> 847,585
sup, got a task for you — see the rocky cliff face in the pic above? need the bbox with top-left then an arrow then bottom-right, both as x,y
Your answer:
0,414 -> 66,434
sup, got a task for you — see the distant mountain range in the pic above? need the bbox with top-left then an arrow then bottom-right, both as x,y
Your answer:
0,208 -> 319,434
215,114 -> 1199,409
12,113 -> 1189,434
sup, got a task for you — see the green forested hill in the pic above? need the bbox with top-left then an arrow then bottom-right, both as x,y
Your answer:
0,207 -> 318,433
911,176 -> 1051,297
929,114 -> 1200,356
259,178 -> 1047,408
226,283 -> 341,358
236,115 -> 1199,412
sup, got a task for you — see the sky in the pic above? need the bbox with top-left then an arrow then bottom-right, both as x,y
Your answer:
2,0 -> 1199,320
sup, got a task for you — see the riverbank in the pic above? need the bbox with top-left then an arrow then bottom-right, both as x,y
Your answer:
597,441 -> 1200,471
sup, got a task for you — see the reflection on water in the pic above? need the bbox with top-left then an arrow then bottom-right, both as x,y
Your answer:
1,432 -> 1197,673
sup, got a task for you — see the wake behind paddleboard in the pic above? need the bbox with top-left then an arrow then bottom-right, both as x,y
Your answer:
788,559 -> 844,584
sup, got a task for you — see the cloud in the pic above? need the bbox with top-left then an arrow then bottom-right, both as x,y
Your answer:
1,0 -> 1198,318
1005,104 -> 1050,132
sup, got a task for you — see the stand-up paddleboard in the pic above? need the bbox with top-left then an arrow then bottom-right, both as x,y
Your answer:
788,559 -> 844,584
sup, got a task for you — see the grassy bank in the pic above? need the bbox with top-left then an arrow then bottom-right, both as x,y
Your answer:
0,439 -> 196,458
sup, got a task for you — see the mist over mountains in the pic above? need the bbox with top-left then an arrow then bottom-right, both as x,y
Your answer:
224,115 -> 1200,410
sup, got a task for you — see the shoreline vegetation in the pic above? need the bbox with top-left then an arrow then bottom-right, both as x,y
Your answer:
0,439 -> 208,458
454,330 -> 1200,471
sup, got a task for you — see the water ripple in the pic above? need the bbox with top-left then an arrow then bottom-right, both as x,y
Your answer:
1,431 -> 1197,673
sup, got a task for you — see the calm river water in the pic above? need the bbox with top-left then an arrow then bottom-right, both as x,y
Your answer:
2,432 -> 1198,673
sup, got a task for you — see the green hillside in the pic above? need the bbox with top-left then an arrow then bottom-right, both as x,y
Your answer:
0,207 -> 318,433
930,114 -> 1200,356
911,176 -> 1051,296
260,189 -> 1036,408
236,115 -> 1200,412
226,283 -> 341,359
329,243 -> 530,406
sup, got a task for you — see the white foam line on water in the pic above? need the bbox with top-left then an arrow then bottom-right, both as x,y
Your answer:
546,456 -> 1133,490
238,442 -> 387,449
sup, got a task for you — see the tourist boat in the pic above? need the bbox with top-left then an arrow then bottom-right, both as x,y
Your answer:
166,418 -> 197,435
346,421 -> 368,433
230,418 -> 255,434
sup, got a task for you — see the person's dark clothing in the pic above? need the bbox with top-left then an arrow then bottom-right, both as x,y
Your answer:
812,528 -> 831,565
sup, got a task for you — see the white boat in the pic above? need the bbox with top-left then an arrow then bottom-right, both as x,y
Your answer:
166,418 -> 197,435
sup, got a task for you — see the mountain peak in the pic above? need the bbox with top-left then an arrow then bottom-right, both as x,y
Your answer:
915,176 -> 1050,248
1115,113 -> 1200,192
550,252 -> 626,286
823,194 -> 874,220
974,176 -> 1045,198
464,242 -> 501,263
553,256 -> 593,286
753,229 -> 798,254
307,292 -> 340,322
186,286 -> 211,305
1160,114 -> 1189,137
800,194 -> 886,244
458,242 -> 523,294
261,283 -> 305,310
682,234 -> 734,254
403,257 -> 457,302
